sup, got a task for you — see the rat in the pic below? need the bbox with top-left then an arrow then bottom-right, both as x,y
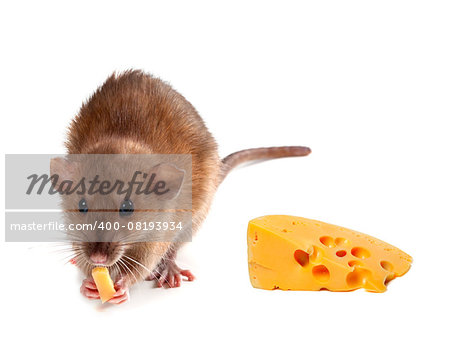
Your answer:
50,70 -> 311,304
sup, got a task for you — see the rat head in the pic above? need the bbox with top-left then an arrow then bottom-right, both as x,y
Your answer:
50,154 -> 185,271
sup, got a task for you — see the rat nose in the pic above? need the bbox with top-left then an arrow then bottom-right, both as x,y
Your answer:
90,253 -> 107,264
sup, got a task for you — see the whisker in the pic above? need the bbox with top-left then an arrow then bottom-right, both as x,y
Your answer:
122,258 -> 146,281
122,254 -> 152,273
118,258 -> 138,284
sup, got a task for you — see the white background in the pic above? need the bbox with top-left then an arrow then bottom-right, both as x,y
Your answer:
1,1 -> 449,346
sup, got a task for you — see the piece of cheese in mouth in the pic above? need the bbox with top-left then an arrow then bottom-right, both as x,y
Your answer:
248,215 -> 412,292
92,267 -> 116,303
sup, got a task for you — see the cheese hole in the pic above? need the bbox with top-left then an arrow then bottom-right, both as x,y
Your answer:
336,250 -> 347,257
380,261 -> 394,271
308,245 -> 322,263
351,247 -> 370,259
348,260 -> 364,267
319,236 -> 336,248
384,273 -> 395,285
335,237 -> 349,246
294,250 -> 310,267
312,265 -> 330,282
346,268 -> 372,287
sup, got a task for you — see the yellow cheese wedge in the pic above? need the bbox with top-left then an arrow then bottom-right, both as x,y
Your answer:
248,215 -> 412,292
92,267 -> 116,303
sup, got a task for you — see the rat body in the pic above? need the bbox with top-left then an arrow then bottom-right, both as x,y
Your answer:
53,70 -> 310,304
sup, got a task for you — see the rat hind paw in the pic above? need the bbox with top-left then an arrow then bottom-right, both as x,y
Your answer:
147,261 -> 195,288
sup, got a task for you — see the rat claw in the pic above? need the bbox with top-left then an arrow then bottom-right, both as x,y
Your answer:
180,269 -> 195,281
82,279 -> 97,290
173,273 -> 181,287
168,275 -> 175,288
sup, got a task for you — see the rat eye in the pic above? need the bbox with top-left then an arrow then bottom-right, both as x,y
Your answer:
78,198 -> 88,213
119,199 -> 134,217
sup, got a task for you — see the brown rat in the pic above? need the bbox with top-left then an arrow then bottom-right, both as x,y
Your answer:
51,70 -> 311,304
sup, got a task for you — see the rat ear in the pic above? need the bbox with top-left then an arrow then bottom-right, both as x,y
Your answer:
50,157 -> 76,192
152,163 -> 185,200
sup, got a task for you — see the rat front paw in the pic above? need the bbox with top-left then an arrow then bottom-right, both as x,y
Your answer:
80,277 -> 129,304
80,279 -> 100,300
107,277 -> 130,304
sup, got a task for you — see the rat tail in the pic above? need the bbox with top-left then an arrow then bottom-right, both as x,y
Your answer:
220,146 -> 311,183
